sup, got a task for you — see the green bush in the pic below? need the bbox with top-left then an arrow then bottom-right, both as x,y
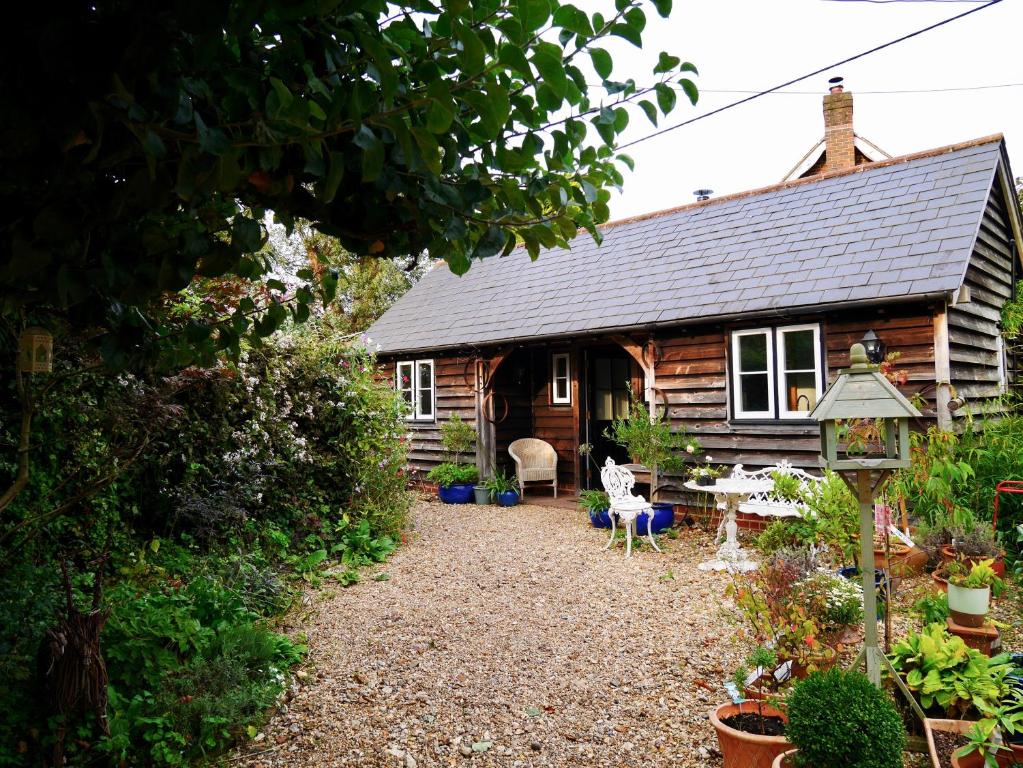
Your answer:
426,462 -> 479,487
786,669 -> 905,768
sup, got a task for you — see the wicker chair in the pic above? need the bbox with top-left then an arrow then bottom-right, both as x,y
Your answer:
508,438 -> 558,499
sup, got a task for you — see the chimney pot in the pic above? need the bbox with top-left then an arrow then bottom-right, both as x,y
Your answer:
828,76 -> 844,94
694,189 -> 713,201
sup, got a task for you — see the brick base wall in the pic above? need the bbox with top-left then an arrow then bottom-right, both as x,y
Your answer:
677,505 -> 773,534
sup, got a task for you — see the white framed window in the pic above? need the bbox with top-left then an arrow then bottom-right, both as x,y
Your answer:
730,324 -> 824,420
551,352 -> 571,404
397,359 -> 434,420
776,324 -> 824,419
731,328 -> 775,419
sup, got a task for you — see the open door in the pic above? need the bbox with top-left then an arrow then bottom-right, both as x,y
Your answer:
583,351 -> 632,488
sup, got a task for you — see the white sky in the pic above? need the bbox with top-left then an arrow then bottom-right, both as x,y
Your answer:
595,0 -> 1023,220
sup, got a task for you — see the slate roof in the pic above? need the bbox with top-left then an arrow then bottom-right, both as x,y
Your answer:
368,136 -> 1006,355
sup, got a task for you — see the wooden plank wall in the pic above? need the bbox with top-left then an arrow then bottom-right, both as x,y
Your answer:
948,181 -> 1016,402
653,305 -> 939,499
377,354 -> 478,480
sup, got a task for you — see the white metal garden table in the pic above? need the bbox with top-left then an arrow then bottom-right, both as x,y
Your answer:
685,478 -> 773,572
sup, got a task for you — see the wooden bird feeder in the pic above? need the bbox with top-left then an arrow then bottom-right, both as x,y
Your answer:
18,326 -> 53,374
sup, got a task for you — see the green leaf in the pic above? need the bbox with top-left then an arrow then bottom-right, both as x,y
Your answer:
427,98 -> 454,133
498,43 -> 533,78
532,48 -> 567,99
616,153 -> 635,171
653,51 -> 680,75
651,0 -> 672,17
589,48 -> 612,80
321,151 -> 345,203
609,23 -> 642,48
269,77 -> 293,108
553,4 -> 592,35
654,82 -> 676,113
517,0 -> 551,32
624,7 -> 646,33
411,127 -> 441,174
231,216 -> 263,253
637,99 -> 658,126
455,26 -> 486,74
680,78 -> 699,105
354,126 -> 385,183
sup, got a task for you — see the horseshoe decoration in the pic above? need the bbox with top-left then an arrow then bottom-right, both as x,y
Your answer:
481,390 -> 509,425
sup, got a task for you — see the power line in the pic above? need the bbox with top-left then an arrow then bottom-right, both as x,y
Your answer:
699,82 -> 1023,95
822,0 -> 989,4
617,0 -> 1003,151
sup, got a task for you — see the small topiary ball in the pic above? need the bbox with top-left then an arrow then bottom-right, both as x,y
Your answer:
786,668 -> 905,768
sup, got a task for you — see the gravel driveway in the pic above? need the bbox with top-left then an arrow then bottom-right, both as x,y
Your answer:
236,500 -> 746,768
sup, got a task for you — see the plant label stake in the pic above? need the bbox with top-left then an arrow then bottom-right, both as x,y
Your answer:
809,342 -> 926,721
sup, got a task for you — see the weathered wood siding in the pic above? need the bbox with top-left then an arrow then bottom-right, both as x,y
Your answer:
653,305 -> 939,498
948,180 -> 1016,402
377,354 -> 477,479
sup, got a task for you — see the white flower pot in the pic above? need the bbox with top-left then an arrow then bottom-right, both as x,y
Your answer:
947,583 -> 990,628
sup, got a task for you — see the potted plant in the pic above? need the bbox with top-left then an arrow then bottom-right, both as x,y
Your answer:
426,463 -> 479,503
947,558 -> 1003,628
942,524 -> 1006,577
483,470 -> 519,507
605,390 -> 700,531
777,668 -> 905,768
426,413 -> 478,503
473,482 -> 491,505
710,647 -> 790,768
578,489 -> 612,528
689,455 -> 722,487
925,702 -> 1023,768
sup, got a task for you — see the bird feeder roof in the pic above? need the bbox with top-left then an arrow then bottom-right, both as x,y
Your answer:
810,348 -> 922,422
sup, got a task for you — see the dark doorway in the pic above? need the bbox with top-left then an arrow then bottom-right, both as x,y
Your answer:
583,351 -> 632,488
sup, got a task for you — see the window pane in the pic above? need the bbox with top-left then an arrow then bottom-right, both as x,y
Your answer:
612,358 -> 629,383
555,378 -> 568,401
595,390 -> 612,420
784,371 -> 817,413
595,359 -> 611,388
554,354 -> 568,379
784,330 -> 815,371
398,363 -> 413,390
739,334 -> 768,373
613,390 -> 629,419
418,362 -> 432,389
401,389 -> 413,406
740,373 -> 770,412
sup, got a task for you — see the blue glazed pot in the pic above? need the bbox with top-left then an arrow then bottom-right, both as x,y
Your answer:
589,508 -> 613,528
438,483 -> 474,504
635,502 -> 674,534
497,490 -> 519,507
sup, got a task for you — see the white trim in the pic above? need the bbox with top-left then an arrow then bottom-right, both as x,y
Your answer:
996,334 -> 1007,394
397,358 -> 435,421
551,352 -> 571,404
731,328 -> 775,419
775,324 -> 823,419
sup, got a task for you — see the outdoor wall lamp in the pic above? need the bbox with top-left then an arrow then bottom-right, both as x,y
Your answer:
860,330 -> 886,365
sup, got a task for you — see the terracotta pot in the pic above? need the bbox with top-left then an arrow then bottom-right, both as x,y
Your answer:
931,569 -> 949,593
772,749 -> 797,768
709,702 -> 790,768
874,545 -> 927,576
941,546 -> 1006,577
924,717 -> 992,768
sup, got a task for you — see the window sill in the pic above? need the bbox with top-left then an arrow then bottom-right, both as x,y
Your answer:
726,419 -> 819,434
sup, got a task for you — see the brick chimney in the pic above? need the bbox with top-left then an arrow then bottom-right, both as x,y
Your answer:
822,77 -> 855,173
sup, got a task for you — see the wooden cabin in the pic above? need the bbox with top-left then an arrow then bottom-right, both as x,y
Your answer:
367,89 -> 1021,503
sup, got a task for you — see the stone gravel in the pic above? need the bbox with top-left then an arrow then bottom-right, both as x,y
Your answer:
233,500 -> 748,767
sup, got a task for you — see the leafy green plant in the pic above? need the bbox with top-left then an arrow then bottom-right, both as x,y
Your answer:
800,470 -> 858,564
911,592 -> 950,626
426,462 -> 479,487
770,471 -> 803,503
731,646 -> 779,733
578,489 -> 610,514
482,470 -> 517,497
440,414 -> 476,464
756,516 -> 821,556
889,623 -> 1013,718
785,668 -> 905,768
606,390 -> 700,500
794,571 -> 862,631
947,558 -> 1004,593
1001,281 -> 1023,339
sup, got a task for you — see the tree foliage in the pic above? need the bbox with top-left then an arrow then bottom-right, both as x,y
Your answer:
0,0 -> 696,366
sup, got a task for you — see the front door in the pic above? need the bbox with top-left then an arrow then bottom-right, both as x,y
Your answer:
584,353 -> 632,487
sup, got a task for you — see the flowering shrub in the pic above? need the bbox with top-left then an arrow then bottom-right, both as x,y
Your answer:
795,571 -> 863,631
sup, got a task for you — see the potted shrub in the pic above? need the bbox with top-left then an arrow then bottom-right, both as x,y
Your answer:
947,558 -> 1003,628
925,698 -> 1023,768
942,524 -> 1006,577
578,489 -> 612,528
777,668 -> 905,768
689,455 -> 723,487
473,482 -> 491,505
710,647 -> 790,768
427,413 -> 478,503
483,471 -> 519,507
426,463 -> 478,503
605,390 -> 700,531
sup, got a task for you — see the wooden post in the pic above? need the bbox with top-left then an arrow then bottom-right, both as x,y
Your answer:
475,359 -> 495,480
857,469 -> 881,686
933,308 -> 953,431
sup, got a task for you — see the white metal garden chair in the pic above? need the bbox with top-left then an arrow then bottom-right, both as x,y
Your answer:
508,438 -> 558,498
600,457 -> 661,558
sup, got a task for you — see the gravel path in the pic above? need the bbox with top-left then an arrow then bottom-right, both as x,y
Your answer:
235,500 -> 757,768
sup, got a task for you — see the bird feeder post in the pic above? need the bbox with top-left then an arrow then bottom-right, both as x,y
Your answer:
809,342 -> 925,719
